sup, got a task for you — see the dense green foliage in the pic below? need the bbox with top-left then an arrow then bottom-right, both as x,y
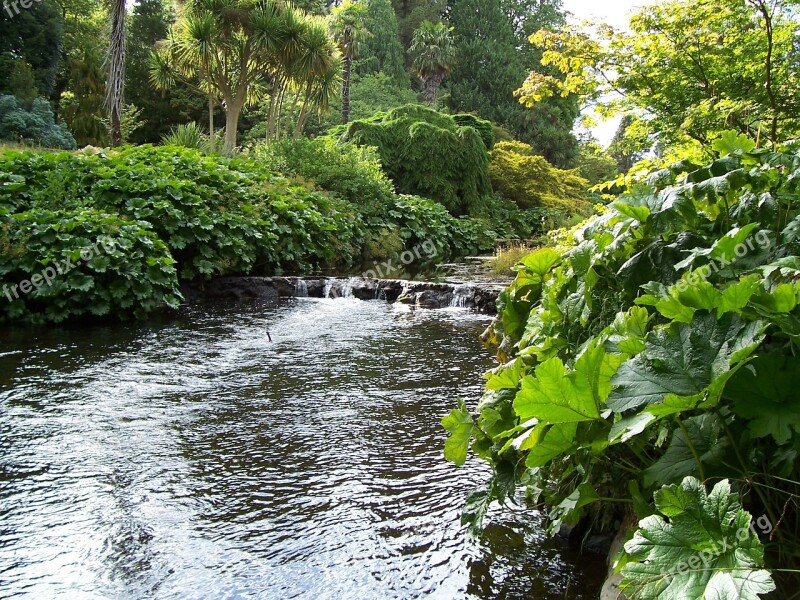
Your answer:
0,2 -> 63,97
0,141 -> 519,322
61,48 -> 107,147
446,0 -> 579,167
0,208 -> 181,324
522,0 -> 800,153
253,136 -> 516,257
254,137 -> 393,211
356,0 -> 408,86
302,72 -> 420,136
126,0 -> 208,144
0,146 -> 360,321
445,140 -> 800,596
339,104 -> 492,215
0,95 -> 76,149
488,141 -> 590,213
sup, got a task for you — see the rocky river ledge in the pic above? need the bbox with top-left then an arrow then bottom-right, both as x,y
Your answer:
181,276 -> 504,313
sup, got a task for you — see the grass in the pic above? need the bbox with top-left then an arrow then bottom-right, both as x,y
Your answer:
490,242 -> 536,276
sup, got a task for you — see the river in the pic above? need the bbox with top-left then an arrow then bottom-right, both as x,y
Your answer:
0,296 -> 603,599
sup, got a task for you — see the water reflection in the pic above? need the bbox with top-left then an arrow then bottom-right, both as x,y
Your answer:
0,298 -> 603,598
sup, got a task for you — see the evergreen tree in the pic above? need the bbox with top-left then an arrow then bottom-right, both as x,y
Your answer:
357,0 -> 408,86
9,61 -> 38,110
51,0 -> 105,119
0,0 -> 63,97
445,0 -> 578,167
62,47 -> 108,146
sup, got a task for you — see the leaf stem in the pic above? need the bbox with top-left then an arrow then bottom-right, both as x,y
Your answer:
676,415 -> 705,482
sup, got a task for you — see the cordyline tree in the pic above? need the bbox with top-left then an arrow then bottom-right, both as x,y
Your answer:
329,0 -> 367,125
150,0 -> 341,152
517,0 -> 800,151
408,21 -> 454,105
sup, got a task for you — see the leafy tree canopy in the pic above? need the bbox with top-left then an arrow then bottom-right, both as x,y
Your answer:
445,0 -> 579,167
519,0 -> 800,151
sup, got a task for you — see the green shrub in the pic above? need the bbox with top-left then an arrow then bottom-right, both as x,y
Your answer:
339,104 -> 493,215
253,137 -> 394,213
476,193 -> 568,240
453,113 -> 494,149
0,145 -> 364,278
489,140 -> 591,213
445,141 -> 800,595
161,122 -> 216,153
0,95 -> 76,150
0,208 -> 181,324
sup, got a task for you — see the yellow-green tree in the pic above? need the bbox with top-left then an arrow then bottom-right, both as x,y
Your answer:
488,141 -> 590,213
518,0 -> 800,150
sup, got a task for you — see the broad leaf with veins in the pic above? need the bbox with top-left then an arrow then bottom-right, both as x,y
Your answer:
621,477 -> 775,600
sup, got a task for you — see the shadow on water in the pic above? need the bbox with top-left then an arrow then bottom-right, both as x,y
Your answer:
0,297 -> 605,599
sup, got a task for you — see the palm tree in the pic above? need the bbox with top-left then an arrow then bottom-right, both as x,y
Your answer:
292,16 -> 341,137
150,0 -> 339,152
150,0 -> 269,152
329,1 -> 367,125
107,0 -> 127,146
409,21 -> 454,106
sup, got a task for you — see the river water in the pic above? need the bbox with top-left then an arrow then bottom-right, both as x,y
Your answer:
0,297 -> 603,599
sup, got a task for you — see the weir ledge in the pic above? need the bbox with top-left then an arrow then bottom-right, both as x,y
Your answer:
181,276 -> 504,314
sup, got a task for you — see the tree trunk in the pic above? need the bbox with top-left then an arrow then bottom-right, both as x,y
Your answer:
208,91 -> 215,145
342,53 -> 352,125
223,104 -> 240,153
111,110 -> 122,146
266,79 -> 280,141
295,83 -> 313,138
107,0 -> 126,147
422,73 -> 443,106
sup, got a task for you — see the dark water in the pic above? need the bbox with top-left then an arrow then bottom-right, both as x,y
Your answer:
0,298 -> 604,599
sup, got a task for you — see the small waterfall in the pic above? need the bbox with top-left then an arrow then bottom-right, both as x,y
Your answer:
322,279 -> 334,298
338,277 -> 357,298
294,279 -> 309,298
323,277 -> 361,299
449,284 -> 472,308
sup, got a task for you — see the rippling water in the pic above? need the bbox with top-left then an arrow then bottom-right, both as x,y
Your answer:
0,298 -> 603,599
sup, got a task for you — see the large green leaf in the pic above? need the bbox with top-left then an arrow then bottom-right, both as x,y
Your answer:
712,131 -> 757,156
608,314 -> 766,414
518,247 -> 561,277
514,357 -> 601,424
525,422 -> 578,467
621,477 -> 774,600
442,399 -> 474,466
727,353 -> 800,443
484,357 -> 523,391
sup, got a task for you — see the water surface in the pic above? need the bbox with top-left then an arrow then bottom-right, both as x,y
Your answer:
0,298 -> 603,599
